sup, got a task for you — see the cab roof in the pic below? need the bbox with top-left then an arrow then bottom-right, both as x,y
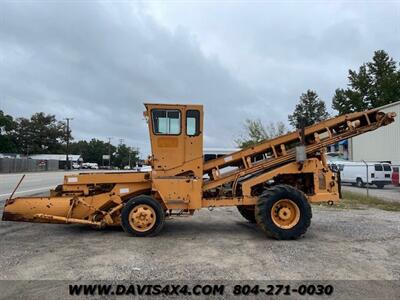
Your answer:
144,103 -> 203,109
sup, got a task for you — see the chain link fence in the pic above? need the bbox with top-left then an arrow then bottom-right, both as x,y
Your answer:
0,158 -> 60,173
330,162 -> 400,200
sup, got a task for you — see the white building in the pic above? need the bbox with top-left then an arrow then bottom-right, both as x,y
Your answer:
349,101 -> 400,165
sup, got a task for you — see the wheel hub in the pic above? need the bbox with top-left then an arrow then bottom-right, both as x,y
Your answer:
129,204 -> 156,232
278,207 -> 291,220
271,199 -> 301,229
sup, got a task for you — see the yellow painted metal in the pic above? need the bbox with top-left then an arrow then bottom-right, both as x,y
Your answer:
35,214 -> 103,227
202,110 -> 396,191
271,199 -> 300,229
128,204 -> 156,232
63,171 -> 149,185
202,196 -> 254,208
152,176 -> 202,209
144,103 -> 204,178
3,196 -> 75,223
1,103 -> 396,229
240,158 -> 340,203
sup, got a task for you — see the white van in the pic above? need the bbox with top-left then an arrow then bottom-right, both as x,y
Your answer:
81,162 -> 99,170
335,161 -> 392,188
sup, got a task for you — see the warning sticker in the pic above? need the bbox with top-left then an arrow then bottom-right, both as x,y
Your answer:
67,177 -> 78,183
224,156 -> 233,162
120,188 -> 129,194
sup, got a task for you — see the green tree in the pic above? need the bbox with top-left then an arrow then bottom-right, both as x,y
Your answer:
68,140 -> 89,157
70,139 -> 117,166
288,90 -> 330,129
1,110 -> 141,168
332,50 -> 400,114
113,144 -> 139,169
70,139 -> 139,168
14,113 -> 67,154
0,110 -> 18,152
235,119 -> 288,148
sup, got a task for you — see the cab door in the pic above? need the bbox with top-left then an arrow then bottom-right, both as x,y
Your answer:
147,105 -> 186,171
184,108 -> 203,164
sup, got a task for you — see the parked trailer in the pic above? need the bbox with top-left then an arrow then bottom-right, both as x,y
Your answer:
2,104 -> 396,239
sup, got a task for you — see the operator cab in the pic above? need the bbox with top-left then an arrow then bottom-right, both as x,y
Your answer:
144,103 -> 204,178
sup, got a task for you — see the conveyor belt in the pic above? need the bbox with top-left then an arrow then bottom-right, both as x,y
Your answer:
203,109 -> 396,191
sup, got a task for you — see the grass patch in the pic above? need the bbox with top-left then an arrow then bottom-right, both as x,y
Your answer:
315,191 -> 400,212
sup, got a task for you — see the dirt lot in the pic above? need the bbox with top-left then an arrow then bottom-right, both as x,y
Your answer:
1,201 -> 399,281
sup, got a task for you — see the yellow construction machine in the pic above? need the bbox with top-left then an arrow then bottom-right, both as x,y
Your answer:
2,103 -> 396,239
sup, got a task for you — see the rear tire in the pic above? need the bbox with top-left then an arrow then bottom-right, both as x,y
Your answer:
255,184 -> 312,240
237,205 -> 256,223
121,195 -> 165,237
356,178 -> 365,188
376,184 -> 384,189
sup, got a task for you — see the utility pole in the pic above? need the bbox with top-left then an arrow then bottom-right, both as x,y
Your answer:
128,151 -> 131,169
107,137 -> 112,169
135,146 -> 139,167
128,148 -> 132,169
64,118 -> 73,170
118,139 -> 124,169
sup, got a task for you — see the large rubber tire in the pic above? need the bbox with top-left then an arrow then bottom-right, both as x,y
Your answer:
121,195 -> 165,237
255,184 -> 312,240
237,205 -> 256,223
376,184 -> 384,189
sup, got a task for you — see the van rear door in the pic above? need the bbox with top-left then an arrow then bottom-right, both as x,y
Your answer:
373,164 -> 384,182
383,164 -> 392,181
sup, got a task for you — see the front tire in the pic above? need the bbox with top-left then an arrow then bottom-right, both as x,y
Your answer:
121,195 -> 165,237
255,185 -> 312,240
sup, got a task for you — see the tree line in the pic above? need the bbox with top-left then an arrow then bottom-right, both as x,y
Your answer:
236,50 -> 400,148
0,112 -> 139,168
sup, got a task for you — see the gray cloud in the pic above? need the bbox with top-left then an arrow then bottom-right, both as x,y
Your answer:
1,1 -> 399,156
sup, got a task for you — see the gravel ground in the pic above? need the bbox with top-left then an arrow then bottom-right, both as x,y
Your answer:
1,203 -> 399,281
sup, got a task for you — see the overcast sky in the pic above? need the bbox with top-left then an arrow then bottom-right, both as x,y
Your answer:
1,1 -> 399,156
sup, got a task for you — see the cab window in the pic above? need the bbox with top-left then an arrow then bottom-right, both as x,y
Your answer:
186,110 -> 200,136
374,164 -> 383,171
152,109 -> 181,135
